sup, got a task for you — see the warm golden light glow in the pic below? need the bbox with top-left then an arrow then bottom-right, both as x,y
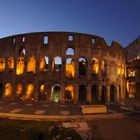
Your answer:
0,58 -> 5,72
27,57 -> 36,73
39,57 -> 49,72
40,84 -> 45,93
65,85 -> 74,100
118,64 -> 121,75
16,84 -> 22,96
25,84 -> 34,99
66,61 -> 75,78
126,81 -> 136,98
91,58 -> 99,74
4,83 -> 12,97
40,57 -> 45,71
121,64 -> 125,75
16,57 -> 24,75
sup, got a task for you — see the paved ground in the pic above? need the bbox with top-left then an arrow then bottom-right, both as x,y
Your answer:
87,118 -> 140,140
0,100 -> 83,115
0,100 -> 140,140
0,100 -> 139,116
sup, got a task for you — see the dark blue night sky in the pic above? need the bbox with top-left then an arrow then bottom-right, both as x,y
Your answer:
0,0 -> 140,47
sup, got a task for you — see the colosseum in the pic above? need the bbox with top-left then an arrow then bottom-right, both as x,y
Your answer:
0,32 -> 126,104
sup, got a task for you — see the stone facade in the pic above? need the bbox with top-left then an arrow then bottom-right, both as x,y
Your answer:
0,32 -> 126,104
125,36 -> 140,100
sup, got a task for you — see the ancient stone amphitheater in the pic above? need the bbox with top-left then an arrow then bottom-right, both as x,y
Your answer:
0,32 -> 126,104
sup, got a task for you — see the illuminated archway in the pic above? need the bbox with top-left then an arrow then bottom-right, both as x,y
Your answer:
4,83 -> 12,97
66,58 -> 75,78
65,85 -> 74,101
78,57 -> 87,76
91,58 -> 99,75
38,84 -> 47,101
8,57 -> 14,71
15,84 -> 23,98
27,56 -> 36,73
51,85 -> 61,102
25,84 -> 34,100
39,56 -> 49,72
16,57 -> 24,75
0,58 -> 5,72
101,60 -> 107,76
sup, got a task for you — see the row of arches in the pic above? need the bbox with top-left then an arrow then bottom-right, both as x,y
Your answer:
0,56 -> 106,77
0,56 -> 125,77
0,83 -> 120,103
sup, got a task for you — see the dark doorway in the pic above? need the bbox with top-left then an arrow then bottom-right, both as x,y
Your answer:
0,83 -> 3,98
91,85 -> 98,102
52,85 -> 61,102
79,85 -> 86,103
101,86 -> 106,102
110,85 -> 116,102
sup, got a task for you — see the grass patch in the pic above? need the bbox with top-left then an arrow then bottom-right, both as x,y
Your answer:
0,119 -> 82,140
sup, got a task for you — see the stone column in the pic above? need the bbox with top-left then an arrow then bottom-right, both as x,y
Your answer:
60,84 -> 65,103
34,82 -> 38,102
74,58 -> 79,79
107,85 -> 110,102
61,59 -> 66,79
87,84 -> 92,103
74,84 -> 79,104
98,84 -> 102,101
87,62 -> 91,80
5,57 -> 8,73
116,85 -> 120,103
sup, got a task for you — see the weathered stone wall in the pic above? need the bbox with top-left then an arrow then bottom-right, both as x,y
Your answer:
0,32 -> 126,104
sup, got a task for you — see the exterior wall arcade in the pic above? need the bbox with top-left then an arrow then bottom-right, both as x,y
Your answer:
0,32 -> 126,104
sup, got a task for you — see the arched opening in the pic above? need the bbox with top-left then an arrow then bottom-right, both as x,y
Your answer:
101,86 -> 107,102
27,56 -> 36,73
110,85 -> 117,102
78,57 -> 87,76
101,60 -> 107,76
4,83 -> 12,97
39,56 -> 49,72
8,57 -> 14,71
0,83 -> 3,98
16,57 -> 24,75
91,85 -> 98,102
38,84 -> 47,101
15,84 -> 23,99
51,85 -> 61,102
66,58 -> 75,78
66,47 -> 74,55
52,57 -> 62,72
79,85 -> 86,103
65,85 -> 74,102
117,63 -> 122,76
0,58 -> 5,72
19,48 -> 25,56
25,84 -> 34,100
121,64 -> 125,76
91,58 -> 99,75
